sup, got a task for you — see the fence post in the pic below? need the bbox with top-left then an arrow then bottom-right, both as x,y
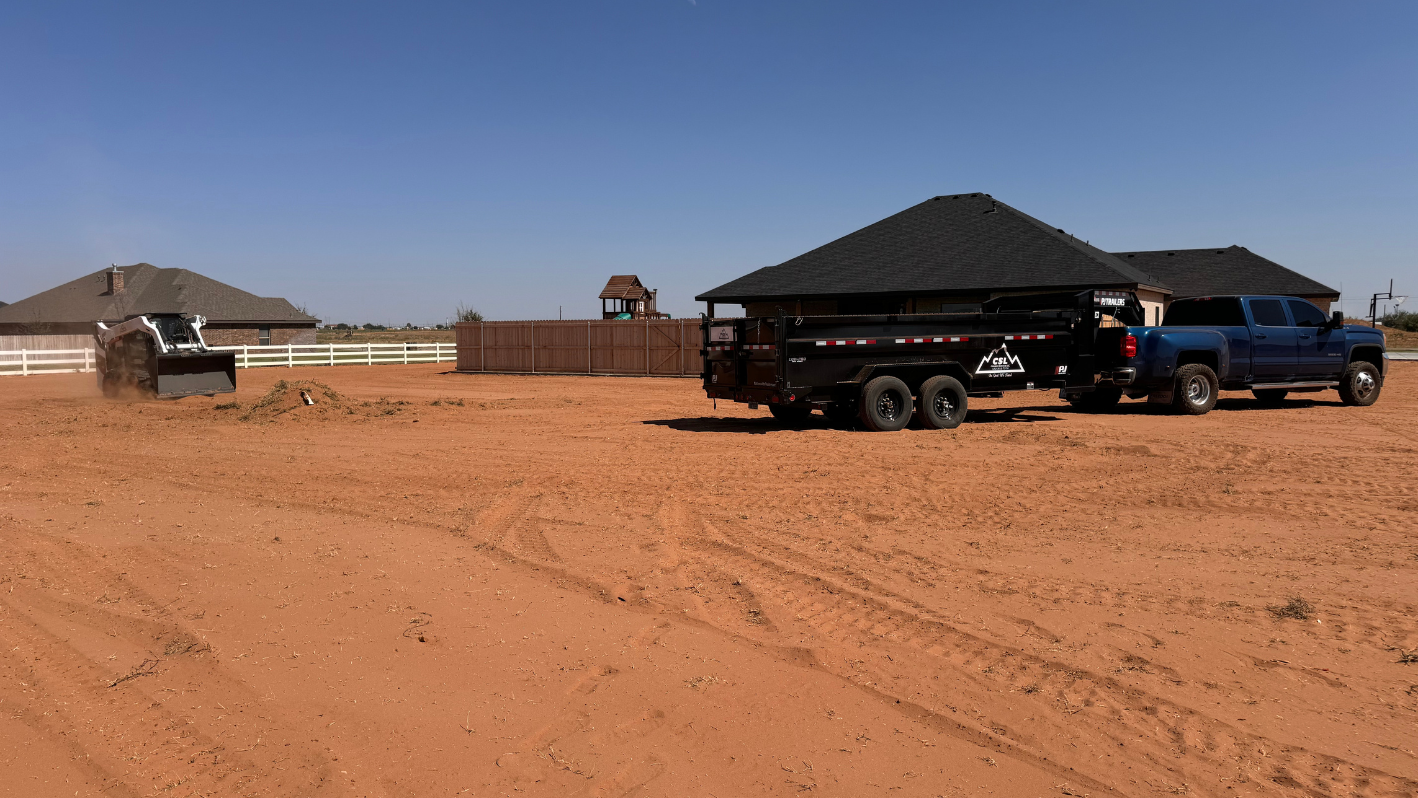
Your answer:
288,344 -> 293,368
587,320 -> 592,375
86,348 -> 93,373
530,320 -> 535,374
242,346 -> 248,368
481,322 -> 486,372
645,320 -> 650,375
329,344 -> 334,367
367,344 -> 372,366
680,318 -> 685,375
403,342 -> 408,365
20,350 -> 27,377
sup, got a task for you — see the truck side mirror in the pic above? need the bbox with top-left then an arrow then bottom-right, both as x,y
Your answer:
1331,310 -> 1345,329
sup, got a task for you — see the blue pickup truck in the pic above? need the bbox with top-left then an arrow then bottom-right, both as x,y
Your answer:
1077,295 -> 1387,415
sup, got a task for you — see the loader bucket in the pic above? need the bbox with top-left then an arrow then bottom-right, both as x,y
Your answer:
154,351 -> 237,397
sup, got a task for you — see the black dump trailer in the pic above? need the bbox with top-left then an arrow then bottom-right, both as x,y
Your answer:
700,289 -> 1144,431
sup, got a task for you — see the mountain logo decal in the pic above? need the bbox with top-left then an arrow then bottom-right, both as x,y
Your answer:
975,343 -> 1025,376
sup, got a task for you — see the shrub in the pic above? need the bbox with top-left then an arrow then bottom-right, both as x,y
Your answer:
1380,310 -> 1418,332
456,303 -> 484,323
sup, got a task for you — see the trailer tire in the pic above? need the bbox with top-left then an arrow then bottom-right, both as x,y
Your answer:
1171,364 -> 1218,415
769,405 -> 812,426
858,376 -> 912,432
1338,361 -> 1381,407
1068,383 -> 1122,412
916,375 -> 968,430
1252,388 -> 1288,405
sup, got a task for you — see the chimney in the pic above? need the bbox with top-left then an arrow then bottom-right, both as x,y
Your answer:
107,265 -> 125,295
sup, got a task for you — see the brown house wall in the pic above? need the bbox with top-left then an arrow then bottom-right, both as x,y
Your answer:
201,326 -> 317,346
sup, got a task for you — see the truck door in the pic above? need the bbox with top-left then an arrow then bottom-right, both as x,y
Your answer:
1287,299 -> 1344,378
1245,298 -> 1298,379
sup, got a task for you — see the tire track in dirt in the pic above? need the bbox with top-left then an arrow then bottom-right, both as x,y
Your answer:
0,525 -> 353,798
457,494 -> 1122,796
681,515 -> 1418,798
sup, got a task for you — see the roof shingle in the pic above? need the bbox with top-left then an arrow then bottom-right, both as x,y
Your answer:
1109,247 -> 1338,299
0,264 -> 318,324
696,194 -> 1169,302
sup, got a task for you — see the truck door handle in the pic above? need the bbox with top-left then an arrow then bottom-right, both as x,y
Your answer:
1255,333 -> 1267,339
1299,333 -> 1311,339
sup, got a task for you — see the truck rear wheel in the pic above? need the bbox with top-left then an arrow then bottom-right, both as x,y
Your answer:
1338,361 -> 1381,406
916,375 -> 968,430
768,404 -> 812,426
858,376 -> 912,432
1171,364 -> 1218,415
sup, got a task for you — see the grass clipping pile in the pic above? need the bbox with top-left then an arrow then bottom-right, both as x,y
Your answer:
227,380 -> 410,423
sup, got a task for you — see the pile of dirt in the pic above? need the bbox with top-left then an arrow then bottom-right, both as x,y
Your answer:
228,379 -> 415,423
233,380 -> 359,422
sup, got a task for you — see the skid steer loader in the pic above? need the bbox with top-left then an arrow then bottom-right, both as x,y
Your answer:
95,314 -> 236,398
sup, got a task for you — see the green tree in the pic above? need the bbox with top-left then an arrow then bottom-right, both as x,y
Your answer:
456,303 -> 484,323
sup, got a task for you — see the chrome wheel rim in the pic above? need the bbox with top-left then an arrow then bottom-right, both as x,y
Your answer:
1186,375 -> 1211,405
877,391 -> 903,421
1355,370 -> 1376,399
933,392 -> 956,419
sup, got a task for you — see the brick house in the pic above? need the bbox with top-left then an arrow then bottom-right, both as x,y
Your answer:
697,193 -> 1337,324
0,263 -> 318,351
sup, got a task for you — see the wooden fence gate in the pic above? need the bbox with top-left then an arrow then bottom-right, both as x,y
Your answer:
454,319 -> 703,377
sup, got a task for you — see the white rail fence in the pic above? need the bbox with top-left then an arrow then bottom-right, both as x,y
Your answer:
0,343 -> 457,377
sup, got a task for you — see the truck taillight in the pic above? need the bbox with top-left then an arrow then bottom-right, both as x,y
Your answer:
1120,334 -> 1137,358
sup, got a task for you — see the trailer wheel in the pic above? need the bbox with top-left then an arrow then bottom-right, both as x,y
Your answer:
1338,361 -> 1381,406
859,376 -> 912,432
769,405 -> 812,426
1171,364 -> 1218,415
1252,388 -> 1288,405
916,375 -> 968,430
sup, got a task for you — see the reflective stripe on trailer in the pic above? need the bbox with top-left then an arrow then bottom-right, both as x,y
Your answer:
708,345 -> 733,351
892,336 -> 969,344
743,344 -> 776,350
813,339 -> 877,346
1004,334 -> 1055,340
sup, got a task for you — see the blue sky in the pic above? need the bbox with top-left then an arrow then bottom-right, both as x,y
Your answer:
1,1 -> 1414,323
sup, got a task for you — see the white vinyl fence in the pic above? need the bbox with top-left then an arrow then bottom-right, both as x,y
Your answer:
0,342 -> 456,377
0,348 -> 96,376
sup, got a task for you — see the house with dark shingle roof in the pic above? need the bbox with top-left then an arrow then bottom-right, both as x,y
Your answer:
697,194 -> 1336,325
0,263 -> 318,349
1110,246 -> 1338,310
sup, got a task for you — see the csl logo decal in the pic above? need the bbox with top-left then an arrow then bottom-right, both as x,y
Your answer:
975,343 -> 1025,376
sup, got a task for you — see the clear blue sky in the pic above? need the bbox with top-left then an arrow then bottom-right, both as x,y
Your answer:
2,1 -> 1414,323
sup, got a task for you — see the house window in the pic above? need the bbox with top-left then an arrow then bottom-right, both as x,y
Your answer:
259,326 -> 271,346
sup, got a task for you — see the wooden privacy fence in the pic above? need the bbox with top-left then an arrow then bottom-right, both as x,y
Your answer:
455,319 -> 703,377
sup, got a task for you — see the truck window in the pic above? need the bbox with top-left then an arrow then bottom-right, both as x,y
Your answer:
1247,299 -> 1289,327
1162,297 -> 1245,326
1286,300 -> 1327,327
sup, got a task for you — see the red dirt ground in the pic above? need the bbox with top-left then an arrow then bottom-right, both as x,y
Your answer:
1,363 -> 1415,798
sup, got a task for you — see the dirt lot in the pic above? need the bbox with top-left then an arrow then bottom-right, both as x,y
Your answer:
1,363 -> 1415,798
